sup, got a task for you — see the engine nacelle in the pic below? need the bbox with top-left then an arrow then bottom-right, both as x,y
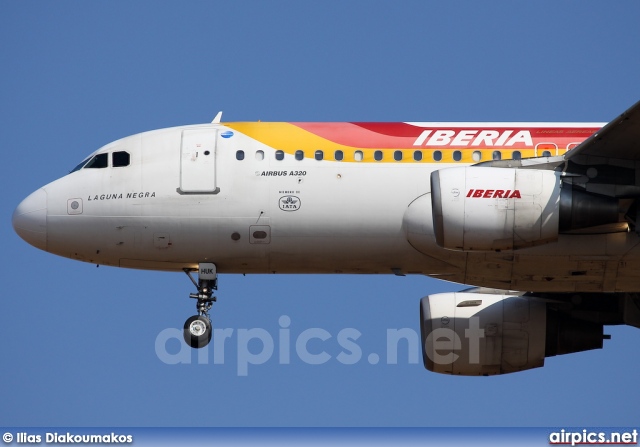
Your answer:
431,167 -> 561,251
420,292 -> 605,375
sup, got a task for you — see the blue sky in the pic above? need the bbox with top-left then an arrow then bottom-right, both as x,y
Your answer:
2,1 -> 640,427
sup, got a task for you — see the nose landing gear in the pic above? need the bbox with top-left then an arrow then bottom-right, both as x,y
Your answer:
183,263 -> 217,348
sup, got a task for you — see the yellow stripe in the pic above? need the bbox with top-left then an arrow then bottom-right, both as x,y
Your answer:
225,123 -> 567,163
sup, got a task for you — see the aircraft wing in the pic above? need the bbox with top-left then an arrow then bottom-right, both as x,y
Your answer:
565,99 -> 640,162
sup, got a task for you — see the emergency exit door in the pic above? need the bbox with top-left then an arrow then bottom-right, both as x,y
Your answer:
179,129 -> 219,193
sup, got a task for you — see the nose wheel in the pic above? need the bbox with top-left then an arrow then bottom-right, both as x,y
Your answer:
183,263 -> 217,349
184,315 -> 212,349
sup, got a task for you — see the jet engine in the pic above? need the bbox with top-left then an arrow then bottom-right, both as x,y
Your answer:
420,292 -> 606,375
430,166 -> 620,251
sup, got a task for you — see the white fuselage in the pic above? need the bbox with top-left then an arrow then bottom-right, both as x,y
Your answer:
15,121 -> 640,293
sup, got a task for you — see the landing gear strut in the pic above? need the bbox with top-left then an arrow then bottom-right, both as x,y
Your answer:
183,263 -> 217,348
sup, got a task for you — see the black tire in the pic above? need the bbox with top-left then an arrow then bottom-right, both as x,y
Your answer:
183,315 -> 212,349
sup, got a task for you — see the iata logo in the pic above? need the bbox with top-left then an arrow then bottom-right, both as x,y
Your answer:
466,189 -> 522,199
279,196 -> 301,211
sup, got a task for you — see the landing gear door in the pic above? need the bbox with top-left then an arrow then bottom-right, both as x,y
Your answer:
179,129 -> 219,194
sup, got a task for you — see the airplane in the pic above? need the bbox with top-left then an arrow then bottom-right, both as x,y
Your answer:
12,100 -> 640,376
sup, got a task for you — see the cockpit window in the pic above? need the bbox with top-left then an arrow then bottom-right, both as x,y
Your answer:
70,150 -> 129,173
84,153 -> 109,169
70,158 -> 90,173
113,151 -> 130,167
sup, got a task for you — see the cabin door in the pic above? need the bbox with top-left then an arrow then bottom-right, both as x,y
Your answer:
179,129 -> 219,194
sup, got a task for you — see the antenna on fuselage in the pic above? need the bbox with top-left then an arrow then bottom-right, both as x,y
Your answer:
211,111 -> 223,124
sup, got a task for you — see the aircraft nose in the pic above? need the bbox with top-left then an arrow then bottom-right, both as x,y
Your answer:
12,188 -> 47,251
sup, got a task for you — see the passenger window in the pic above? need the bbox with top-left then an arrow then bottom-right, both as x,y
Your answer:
315,150 -> 323,161
335,150 -> 344,161
84,153 -> 108,169
472,151 -> 482,162
113,151 -> 130,167
374,150 -> 383,161
492,151 -> 502,161
542,150 -> 551,157
433,150 -> 442,162
255,150 -> 264,161
394,150 -> 402,161
453,150 -> 462,162
236,150 -> 245,161
275,150 -> 284,160
512,151 -> 521,160
295,150 -> 304,161
413,151 -> 423,161
354,151 -> 363,162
